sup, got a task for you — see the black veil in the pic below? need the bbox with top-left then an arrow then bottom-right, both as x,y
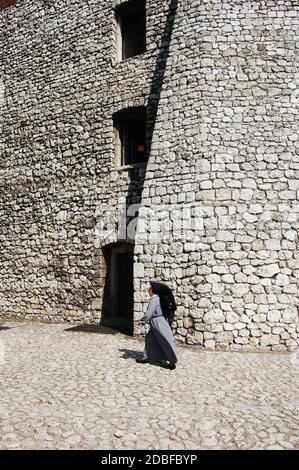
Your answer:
150,281 -> 177,326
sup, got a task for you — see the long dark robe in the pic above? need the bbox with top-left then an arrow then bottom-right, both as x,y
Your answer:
140,294 -> 177,364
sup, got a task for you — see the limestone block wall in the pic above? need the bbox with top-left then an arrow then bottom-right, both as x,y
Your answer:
0,0 -> 163,323
134,0 -> 299,351
0,0 -> 298,350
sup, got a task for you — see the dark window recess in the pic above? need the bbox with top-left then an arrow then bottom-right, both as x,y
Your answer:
117,1 -> 146,60
122,116 -> 147,165
114,108 -> 147,166
0,0 -> 17,11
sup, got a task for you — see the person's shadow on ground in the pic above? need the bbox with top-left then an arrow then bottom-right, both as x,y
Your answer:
119,348 -> 141,360
119,349 -> 174,369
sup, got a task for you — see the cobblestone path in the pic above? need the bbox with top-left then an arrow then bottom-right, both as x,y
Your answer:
0,321 -> 298,450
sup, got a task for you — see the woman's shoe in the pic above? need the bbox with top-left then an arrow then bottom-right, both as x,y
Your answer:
168,363 -> 176,370
136,357 -> 148,364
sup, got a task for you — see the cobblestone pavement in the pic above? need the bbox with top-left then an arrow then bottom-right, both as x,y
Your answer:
0,321 -> 299,450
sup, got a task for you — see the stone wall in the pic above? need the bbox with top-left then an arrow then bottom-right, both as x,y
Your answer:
0,0 -> 158,323
134,0 -> 299,351
1,0 -> 299,350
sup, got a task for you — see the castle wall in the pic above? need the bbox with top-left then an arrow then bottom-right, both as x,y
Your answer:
134,0 -> 299,351
1,0 -> 298,350
0,0 -> 160,323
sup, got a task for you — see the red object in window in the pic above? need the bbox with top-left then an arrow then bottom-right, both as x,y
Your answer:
113,107 -> 147,166
0,0 -> 17,12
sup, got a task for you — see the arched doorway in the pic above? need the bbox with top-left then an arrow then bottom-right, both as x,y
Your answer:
101,242 -> 134,335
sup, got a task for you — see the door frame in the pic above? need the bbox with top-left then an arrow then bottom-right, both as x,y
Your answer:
101,242 -> 134,334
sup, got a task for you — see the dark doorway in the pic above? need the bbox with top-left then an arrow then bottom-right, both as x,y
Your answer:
102,243 -> 134,335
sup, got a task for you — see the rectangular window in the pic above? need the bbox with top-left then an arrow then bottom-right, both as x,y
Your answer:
114,107 -> 147,167
116,1 -> 146,61
0,0 -> 17,11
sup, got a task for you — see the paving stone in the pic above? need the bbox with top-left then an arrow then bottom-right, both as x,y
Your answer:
0,322 -> 298,450
1,1 -> 298,352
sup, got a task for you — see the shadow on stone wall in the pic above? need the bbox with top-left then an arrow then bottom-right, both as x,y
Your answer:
126,0 -> 179,224
126,0 -> 179,213
147,0 -> 178,153
101,0 -> 179,335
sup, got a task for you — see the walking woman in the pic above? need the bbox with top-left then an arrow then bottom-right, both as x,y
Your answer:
136,281 -> 177,370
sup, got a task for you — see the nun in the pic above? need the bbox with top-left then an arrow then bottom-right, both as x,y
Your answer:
136,281 -> 177,370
